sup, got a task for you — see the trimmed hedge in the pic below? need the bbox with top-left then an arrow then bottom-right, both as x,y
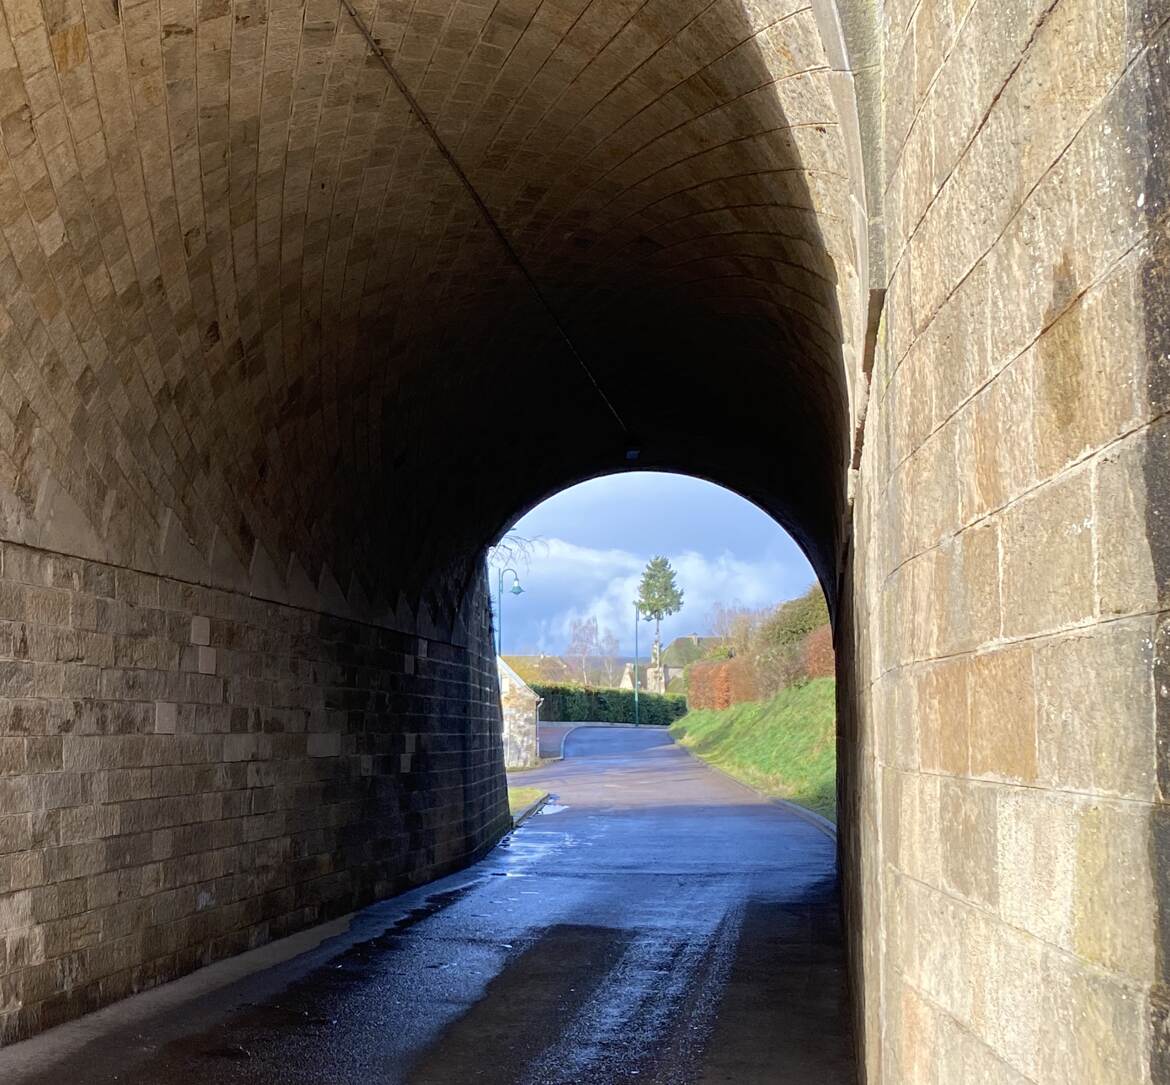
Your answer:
532,684 -> 687,727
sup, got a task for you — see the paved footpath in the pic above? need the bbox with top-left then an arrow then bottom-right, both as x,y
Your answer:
0,728 -> 855,1085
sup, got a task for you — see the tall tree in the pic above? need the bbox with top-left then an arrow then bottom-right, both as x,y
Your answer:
636,556 -> 684,663
566,616 -> 601,685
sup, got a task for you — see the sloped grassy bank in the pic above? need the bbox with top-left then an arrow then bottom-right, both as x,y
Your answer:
669,678 -> 837,821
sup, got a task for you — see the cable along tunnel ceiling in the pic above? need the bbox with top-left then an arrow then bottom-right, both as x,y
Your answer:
0,0 -> 864,632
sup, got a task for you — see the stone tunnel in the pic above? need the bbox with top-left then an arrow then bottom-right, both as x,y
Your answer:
0,0 -> 1164,1079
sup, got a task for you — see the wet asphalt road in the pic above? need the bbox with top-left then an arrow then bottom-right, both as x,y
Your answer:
4,726 -> 855,1084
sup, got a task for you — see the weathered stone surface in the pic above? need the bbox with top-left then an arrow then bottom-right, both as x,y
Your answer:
850,3 -> 1166,1082
0,542 -> 509,1043
999,469 -> 1095,638
498,657 -> 539,771
1035,618 -> 1156,800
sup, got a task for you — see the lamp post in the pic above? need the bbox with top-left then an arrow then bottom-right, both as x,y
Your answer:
632,601 -> 640,727
495,567 -> 524,656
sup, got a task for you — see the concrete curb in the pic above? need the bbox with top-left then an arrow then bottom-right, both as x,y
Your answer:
674,739 -> 838,841
510,791 -> 550,828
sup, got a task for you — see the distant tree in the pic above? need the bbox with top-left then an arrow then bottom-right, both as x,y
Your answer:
566,616 -> 601,685
599,628 -> 620,686
636,556 -> 684,663
707,601 -> 765,657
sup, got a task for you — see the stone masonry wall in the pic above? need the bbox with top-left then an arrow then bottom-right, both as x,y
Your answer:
848,1 -> 1169,1081
497,658 -> 538,770
0,542 -> 510,1043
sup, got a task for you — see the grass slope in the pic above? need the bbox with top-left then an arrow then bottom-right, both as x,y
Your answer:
669,678 -> 837,821
508,785 -> 546,817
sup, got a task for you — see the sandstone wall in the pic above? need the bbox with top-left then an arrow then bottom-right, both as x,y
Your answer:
0,543 -> 509,1043
847,1 -> 1169,1081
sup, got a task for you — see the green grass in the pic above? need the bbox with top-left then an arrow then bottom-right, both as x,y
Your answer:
669,679 -> 837,821
508,786 -> 547,817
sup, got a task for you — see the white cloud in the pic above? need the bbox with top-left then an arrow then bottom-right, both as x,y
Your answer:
493,537 -> 814,656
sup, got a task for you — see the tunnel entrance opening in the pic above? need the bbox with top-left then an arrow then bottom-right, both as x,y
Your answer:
485,471 -> 854,1077
488,470 -> 837,796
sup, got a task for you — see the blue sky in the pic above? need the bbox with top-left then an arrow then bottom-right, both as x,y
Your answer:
490,472 -> 817,657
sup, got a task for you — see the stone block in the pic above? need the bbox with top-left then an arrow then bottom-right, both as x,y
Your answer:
1000,470 -> 1094,638
1036,944 -> 1148,1084
916,656 -> 970,775
969,646 -> 1037,783
1070,801 -> 1156,982
189,614 -> 210,645
939,777 -> 998,908
154,701 -> 177,735
222,734 -> 257,762
958,356 -> 1035,525
1035,618 -> 1155,800
933,521 -> 1001,655
306,732 -> 339,758
1029,255 -> 1143,479
1094,423 -> 1164,618
997,787 -> 1076,949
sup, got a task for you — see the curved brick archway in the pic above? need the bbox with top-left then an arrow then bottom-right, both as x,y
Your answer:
0,0 -> 866,624
0,1 -> 1165,1082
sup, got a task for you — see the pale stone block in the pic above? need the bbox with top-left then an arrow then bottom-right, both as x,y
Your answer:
196,645 -> 215,674
933,520 -> 1001,654
399,752 -> 412,773
1070,801 -> 1156,982
1035,618 -> 1156,800
996,788 -> 1076,949
154,701 -> 176,735
889,669 -> 918,772
960,357 -> 1035,524
190,614 -> 210,645
1029,256 -> 1143,479
1036,945 -> 1149,1084
1094,426 -> 1162,617
1000,470 -> 1094,638
975,921 -> 1043,1081
935,1012 -> 1034,1084
913,883 -> 982,1027
907,772 -> 941,888
939,778 -> 998,908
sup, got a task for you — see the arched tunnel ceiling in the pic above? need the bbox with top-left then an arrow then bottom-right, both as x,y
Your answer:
0,0 -> 865,632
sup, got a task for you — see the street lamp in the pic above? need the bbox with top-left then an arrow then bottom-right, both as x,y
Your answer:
632,600 -> 640,727
496,567 -> 524,656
